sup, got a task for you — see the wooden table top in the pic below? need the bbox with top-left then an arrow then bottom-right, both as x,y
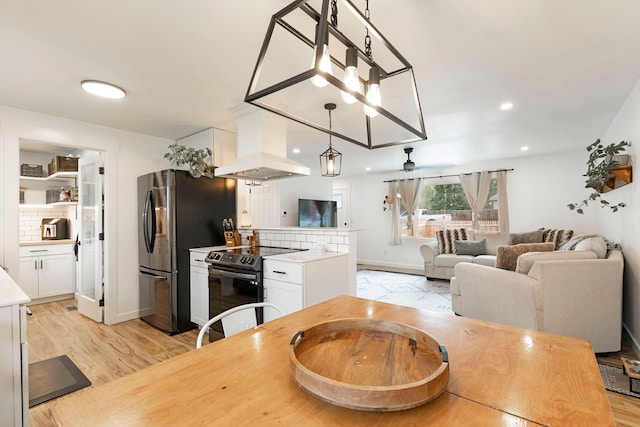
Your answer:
50,296 -> 614,426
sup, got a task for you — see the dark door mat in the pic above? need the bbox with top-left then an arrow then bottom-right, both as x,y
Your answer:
29,355 -> 91,407
598,363 -> 640,398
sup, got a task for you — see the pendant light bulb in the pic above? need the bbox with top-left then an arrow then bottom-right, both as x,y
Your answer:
364,66 -> 381,117
327,153 -> 335,173
340,47 -> 360,104
311,44 -> 333,88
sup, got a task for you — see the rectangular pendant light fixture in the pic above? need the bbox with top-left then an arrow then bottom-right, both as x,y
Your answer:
244,0 -> 427,150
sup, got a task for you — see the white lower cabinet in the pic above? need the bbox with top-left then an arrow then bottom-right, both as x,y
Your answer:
189,251 -> 209,327
263,253 -> 349,321
19,244 -> 75,300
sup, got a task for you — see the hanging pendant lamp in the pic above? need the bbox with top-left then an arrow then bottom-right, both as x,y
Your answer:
320,103 -> 342,177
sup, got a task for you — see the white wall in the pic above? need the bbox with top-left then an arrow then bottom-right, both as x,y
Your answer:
277,174 -> 333,226
0,106 -> 169,325
334,150 -> 599,270
599,77 -> 640,353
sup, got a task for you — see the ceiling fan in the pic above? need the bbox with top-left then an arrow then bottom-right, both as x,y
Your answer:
399,147 -> 455,172
403,147 -> 417,172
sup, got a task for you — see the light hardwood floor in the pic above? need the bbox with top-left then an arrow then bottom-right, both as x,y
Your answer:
27,300 -> 200,426
28,287 -> 640,426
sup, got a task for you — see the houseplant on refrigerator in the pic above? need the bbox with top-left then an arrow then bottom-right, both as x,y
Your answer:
164,144 -> 214,178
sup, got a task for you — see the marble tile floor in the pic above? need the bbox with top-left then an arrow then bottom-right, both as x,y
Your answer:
356,269 -> 453,314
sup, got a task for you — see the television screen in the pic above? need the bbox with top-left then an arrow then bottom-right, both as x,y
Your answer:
298,199 -> 337,227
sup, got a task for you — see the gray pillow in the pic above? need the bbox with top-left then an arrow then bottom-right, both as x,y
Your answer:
454,239 -> 487,256
509,230 -> 544,245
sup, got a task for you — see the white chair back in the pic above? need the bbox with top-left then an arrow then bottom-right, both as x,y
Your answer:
196,302 -> 285,349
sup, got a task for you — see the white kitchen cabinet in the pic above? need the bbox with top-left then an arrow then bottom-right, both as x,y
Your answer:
263,253 -> 349,321
1,268 -> 30,427
189,250 -> 210,327
19,243 -> 75,300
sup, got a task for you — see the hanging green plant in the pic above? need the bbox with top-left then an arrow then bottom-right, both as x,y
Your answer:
567,139 -> 631,214
164,144 -> 214,178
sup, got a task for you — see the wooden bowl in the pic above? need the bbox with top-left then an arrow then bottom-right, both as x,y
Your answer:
288,318 -> 449,411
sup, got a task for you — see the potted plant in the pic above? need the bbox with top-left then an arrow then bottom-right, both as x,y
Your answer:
567,139 -> 631,214
164,144 -> 214,178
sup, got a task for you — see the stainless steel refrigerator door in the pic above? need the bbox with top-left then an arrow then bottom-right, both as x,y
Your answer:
139,266 -> 177,333
138,170 -> 176,272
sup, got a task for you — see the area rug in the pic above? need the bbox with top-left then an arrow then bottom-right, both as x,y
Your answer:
598,363 -> 640,398
29,354 -> 91,407
356,270 -> 453,314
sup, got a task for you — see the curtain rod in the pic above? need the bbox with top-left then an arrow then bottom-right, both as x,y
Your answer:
383,168 -> 514,183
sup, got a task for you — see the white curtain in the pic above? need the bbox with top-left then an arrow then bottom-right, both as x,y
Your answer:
496,170 -> 510,232
388,181 -> 401,245
459,171 -> 491,230
397,178 -> 424,237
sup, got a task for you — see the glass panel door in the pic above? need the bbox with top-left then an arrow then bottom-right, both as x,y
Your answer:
77,153 -> 104,322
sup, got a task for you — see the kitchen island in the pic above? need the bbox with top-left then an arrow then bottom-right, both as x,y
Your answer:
50,295 -> 614,426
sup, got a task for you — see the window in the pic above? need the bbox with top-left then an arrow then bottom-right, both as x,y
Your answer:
399,180 -> 498,237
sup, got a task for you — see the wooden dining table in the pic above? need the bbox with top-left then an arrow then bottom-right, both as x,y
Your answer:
50,295 -> 614,426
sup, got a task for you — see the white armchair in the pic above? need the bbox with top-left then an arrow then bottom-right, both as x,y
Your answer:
450,250 -> 624,353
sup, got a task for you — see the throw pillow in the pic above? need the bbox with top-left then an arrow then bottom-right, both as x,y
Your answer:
515,250 -> 597,274
436,228 -> 468,254
454,239 -> 487,256
541,228 -> 574,250
509,230 -> 544,245
574,236 -> 607,259
496,242 -> 555,271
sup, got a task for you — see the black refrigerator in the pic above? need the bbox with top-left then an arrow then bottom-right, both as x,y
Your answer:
138,169 -> 236,334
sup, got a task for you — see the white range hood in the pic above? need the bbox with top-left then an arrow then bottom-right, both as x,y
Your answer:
214,106 -> 310,181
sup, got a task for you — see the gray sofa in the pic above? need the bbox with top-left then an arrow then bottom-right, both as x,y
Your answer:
420,230 -> 510,280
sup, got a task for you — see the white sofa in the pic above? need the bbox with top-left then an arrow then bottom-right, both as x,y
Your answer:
450,249 -> 624,353
420,231 -> 510,280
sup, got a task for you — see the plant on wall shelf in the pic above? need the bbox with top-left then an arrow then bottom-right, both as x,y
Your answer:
164,144 -> 214,178
567,139 -> 631,214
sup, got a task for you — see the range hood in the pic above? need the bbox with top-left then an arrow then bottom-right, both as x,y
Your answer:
214,106 -> 310,181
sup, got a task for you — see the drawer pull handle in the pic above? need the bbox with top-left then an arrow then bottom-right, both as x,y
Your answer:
273,270 -> 287,275
29,249 -> 48,253
195,259 -> 205,262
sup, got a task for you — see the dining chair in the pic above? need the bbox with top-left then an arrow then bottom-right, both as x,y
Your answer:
196,302 -> 285,348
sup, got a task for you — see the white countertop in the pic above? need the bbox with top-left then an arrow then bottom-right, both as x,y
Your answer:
189,245 -> 242,253
263,250 -> 348,263
20,239 -> 75,246
0,267 -> 30,308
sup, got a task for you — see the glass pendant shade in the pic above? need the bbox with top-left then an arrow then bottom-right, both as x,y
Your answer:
364,66 -> 381,117
239,210 -> 252,228
340,47 -> 360,104
320,145 -> 342,176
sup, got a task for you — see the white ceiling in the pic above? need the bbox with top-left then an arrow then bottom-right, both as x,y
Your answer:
3,0 -> 640,177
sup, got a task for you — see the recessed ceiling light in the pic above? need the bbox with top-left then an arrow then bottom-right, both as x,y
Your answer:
365,167 -> 371,171
521,146 -> 529,151
292,148 -> 300,154
81,80 -> 126,99
500,102 -> 513,110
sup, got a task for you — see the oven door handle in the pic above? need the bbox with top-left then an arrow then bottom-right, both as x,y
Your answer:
209,268 -> 258,282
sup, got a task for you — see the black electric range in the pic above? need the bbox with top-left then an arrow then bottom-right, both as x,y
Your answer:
205,246 -> 304,272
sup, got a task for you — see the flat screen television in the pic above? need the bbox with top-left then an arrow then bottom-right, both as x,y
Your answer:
298,199 -> 337,227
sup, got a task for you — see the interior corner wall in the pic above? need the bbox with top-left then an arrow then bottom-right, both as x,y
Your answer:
600,76 -> 640,353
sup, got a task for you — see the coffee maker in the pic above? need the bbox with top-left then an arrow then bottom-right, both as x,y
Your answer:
41,218 -> 69,240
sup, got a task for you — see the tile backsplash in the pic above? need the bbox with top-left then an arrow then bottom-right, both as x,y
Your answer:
240,228 -> 351,253
20,205 -> 77,242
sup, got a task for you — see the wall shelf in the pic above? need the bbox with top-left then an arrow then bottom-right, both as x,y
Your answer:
20,171 -> 78,181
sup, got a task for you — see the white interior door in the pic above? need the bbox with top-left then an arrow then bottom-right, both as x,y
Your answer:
77,153 -> 104,322
333,185 -> 351,228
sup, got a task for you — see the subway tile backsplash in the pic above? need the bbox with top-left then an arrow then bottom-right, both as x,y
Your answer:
20,206 -> 77,242
241,228 -> 352,253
